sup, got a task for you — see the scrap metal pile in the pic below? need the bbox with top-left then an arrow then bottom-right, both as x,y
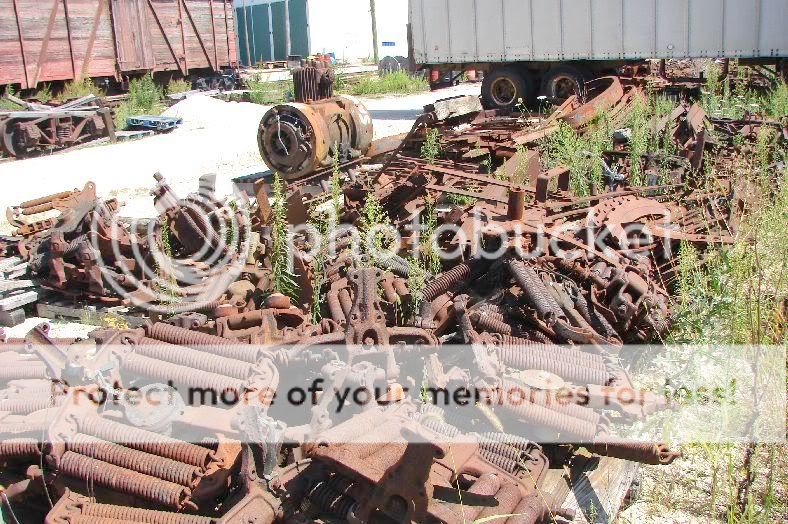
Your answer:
0,76 -> 783,523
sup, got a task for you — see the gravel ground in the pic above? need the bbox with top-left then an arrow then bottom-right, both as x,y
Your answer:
0,82 -> 481,233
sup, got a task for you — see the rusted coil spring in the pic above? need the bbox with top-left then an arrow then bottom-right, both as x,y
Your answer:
75,502 -> 213,524
0,438 -> 41,458
0,365 -> 48,380
573,291 -> 618,340
479,450 -> 520,475
506,259 -> 565,323
120,353 -> 243,394
0,420 -> 51,435
492,387 -> 598,441
422,418 -> 526,468
146,322 -> 259,363
67,433 -> 203,487
136,337 -> 255,380
373,253 -> 410,277
472,311 -> 513,335
586,439 -> 680,465
59,451 -> 190,509
498,335 -> 605,366
307,475 -> 356,518
0,394 -> 65,414
77,415 -> 213,468
500,378 -> 600,425
496,346 -> 610,386
423,260 -> 474,301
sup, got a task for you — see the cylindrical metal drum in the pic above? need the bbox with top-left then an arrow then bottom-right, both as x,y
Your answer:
257,95 -> 373,180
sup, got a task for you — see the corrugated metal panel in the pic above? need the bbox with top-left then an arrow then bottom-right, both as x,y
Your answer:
410,0 -> 426,63
562,0 -> 591,60
531,0 -> 561,60
476,0 -> 504,60
410,0 -> 787,64
270,0 -> 286,60
288,0 -> 308,57
502,0 -> 532,60
656,0 -> 689,59
592,0 -> 624,59
723,0 -> 758,56
688,0 -> 722,57
447,0 -> 473,60
623,0 -> 655,59
422,0 -> 450,62
761,0 -> 788,56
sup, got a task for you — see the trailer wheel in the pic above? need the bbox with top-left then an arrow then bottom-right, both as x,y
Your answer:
481,68 -> 531,110
541,65 -> 589,102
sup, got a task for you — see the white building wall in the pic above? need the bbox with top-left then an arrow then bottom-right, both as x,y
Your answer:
307,0 -> 408,63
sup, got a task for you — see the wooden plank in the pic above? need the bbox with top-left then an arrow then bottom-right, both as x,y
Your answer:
62,0 -> 77,79
79,0 -> 105,80
11,0 -> 30,88
0,280 -> 35,292
0,257 -> 23,272
146,0 -> 186,75
180,0 -> 216,71
32,0 -> 61,87
209,0 -> 218,71
540,456 -> 638,523
0,290 -> 39,311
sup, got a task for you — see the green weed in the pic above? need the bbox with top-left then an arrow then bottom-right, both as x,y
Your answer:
351,70 -> 428,96
57,78 -> 105,102
359,193 -> 394,261
271,173 -> 298,300
166,78 -> 192,95
0,85 -> 22,111
115,75 -> 165,129
33,83 -> 53,104
246,77 -> 293,105
421,128 -> 442,165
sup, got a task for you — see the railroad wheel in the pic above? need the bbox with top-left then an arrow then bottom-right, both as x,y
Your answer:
540,65 -> 590,102
481,68 -> 532,111
0,118 -> 29,158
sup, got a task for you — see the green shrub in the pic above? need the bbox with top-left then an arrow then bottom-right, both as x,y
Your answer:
351,71 -> 428,96
166,78 -> 193,95
246,77 -> 293,105
114,75 -> 165,129
57,78 -> 105,102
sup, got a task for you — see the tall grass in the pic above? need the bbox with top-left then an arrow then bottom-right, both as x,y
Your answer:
246,77 -> 293,105
57,78 -> 105,102
166,78 -> 192,96
271,173 -> 298,300
350,71 -> 428,96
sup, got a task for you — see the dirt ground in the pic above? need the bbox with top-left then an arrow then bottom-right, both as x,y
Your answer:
0,83 -> 481,234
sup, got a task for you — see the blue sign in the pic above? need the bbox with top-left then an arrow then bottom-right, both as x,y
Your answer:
382,41 -> 396,47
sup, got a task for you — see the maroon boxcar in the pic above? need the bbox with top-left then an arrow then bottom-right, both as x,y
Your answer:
0,0 -> 238,90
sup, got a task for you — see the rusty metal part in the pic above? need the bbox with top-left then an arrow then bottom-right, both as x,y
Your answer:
66,433 -> 203,487
145,323 -> 261,363
586,438 -> 681,465
258,95 -> 373,180
135,337 -> 256,380
77,415 -> 213,468
0,437 -> 42,458
58,451 -> 192,509
292,63 -> 335,103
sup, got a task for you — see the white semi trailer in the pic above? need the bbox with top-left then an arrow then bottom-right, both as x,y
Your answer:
409,0 -> 788,109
